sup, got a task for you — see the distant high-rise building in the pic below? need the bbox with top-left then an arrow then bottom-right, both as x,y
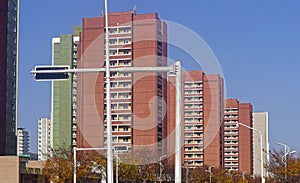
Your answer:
51,27 -> 81,150
253,112 -> 269,178
38,118 -> 52,160
0,0 -> 19,155
223,99 -> 253,174
168,71 -> 224,168
17,128 -> 29,155
76,11 -> 167,158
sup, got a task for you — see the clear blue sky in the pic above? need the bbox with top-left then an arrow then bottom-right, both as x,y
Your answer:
18,0 -> 300,153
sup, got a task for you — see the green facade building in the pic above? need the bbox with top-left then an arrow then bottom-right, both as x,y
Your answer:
51,27 -> 81,150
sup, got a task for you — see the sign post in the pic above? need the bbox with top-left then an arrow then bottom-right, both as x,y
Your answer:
31,61 -> 183,183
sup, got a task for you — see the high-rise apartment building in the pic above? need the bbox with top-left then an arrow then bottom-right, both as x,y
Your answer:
38,118 -> 52,161
51,27 -> 81,150
223,99 -> 253,174
76,11 -> 167,158
17,128 -> 29,155
253,112 -> 269,178
0,0 -> 19,155
168,71 -> 224,168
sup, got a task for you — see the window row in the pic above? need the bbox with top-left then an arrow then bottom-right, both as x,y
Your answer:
109,59 -> 131,67
105,92 -> 131,99
104,136 -> 131,143
106,27 -> 131,34
105,103 -> 131,110
184,89 -> 203,95
104,114 -> 131,121
106,38 -> 131,45
110,81 -> 131,88
106,49 -> 132,56
184,146 -> 203,152
184,82 -> 203,88
184,125 -> 203,131
184,103 -> 203,109
104,125 -> 131,132
184,96 -> 203,102
184,118 -> 203,123
184,139 -> 203,144
184,132 -> 203,137
184,111 -> 203,116
110,72 -> 131,78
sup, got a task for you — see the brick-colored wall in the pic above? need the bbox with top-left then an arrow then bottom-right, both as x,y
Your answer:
77,12 -> 167,158
203,74 -> 223,168
168,71 -> 223,168
238,103 -> 253,174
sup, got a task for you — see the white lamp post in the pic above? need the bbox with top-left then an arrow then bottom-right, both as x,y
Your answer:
103,0 -> 114,182
157,155 -> 167,183
184,161 -> 192,183
205,166 -> 213,183
236,122 -> 264,183
32,62 -> 183,183
277,142 -> 296,183
114,154 -> 120,183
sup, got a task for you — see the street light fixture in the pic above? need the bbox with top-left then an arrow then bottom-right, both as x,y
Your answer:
184,161 -> 192,183
114,154 -> 120,183
158,155 -> 167,183
276,142 -> 296,183
103,0 -> 114,182
236,122 -> 265,183
242,171 -> 246,181
226,169 -> 232,178
205,166 -> 213,183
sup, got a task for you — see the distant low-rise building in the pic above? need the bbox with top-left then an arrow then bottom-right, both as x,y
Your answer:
0,156 -> 47,183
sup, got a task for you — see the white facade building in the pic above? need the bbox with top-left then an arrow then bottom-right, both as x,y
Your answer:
253,112 -> 269,178
17,128 -> 29,155
38,118 -> 53,160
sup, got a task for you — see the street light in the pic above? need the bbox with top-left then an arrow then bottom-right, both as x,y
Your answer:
103,0 -> 114,182
158,155 -> 167,183
184,161 -> 192,183
277,142 -> 296,183
242,171 -> 246,181
114,154 -> 120,183
205,166 -> 213,183
236,122 -> 265,183
226,169 -> 232,178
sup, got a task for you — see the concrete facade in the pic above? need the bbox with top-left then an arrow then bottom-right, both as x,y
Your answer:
253,112 -> 269,178
0,0 -> 19,155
